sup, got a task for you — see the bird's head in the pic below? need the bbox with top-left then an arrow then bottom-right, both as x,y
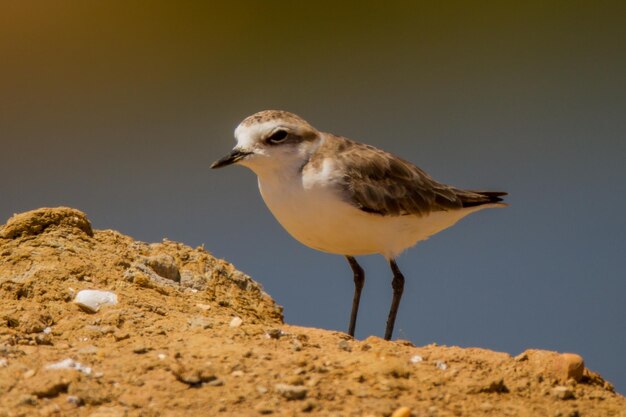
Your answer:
211,110 -> 322,176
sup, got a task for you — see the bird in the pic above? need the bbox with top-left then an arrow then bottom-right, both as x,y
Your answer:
211,110 -> 506,340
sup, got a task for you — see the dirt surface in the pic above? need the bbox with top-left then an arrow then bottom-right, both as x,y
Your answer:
0,207 -> 623,417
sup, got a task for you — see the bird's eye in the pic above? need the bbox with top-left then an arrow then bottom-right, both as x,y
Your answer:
267,130 -> 288,144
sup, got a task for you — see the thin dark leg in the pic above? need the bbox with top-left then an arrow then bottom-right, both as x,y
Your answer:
345,256 -> 365,337
384,259 -> 405,340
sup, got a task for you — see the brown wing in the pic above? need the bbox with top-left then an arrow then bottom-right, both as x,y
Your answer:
319,135 -> 505,217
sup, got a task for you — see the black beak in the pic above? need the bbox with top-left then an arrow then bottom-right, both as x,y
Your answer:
210,149 -> 252,169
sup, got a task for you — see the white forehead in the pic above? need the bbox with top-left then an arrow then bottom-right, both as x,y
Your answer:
234,120 -> 283,148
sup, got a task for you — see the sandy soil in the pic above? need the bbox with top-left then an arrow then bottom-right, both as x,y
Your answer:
0,207 -> 623,417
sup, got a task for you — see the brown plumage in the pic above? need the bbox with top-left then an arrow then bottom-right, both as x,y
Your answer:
311,134 -> 507,217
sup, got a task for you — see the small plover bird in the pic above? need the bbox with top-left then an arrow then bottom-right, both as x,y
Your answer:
212,110 -> 506,340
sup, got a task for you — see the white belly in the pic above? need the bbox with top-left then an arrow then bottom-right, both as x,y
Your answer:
257,175 -> 488,259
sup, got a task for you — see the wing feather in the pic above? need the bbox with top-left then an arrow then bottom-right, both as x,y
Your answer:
313,134 -> 505,216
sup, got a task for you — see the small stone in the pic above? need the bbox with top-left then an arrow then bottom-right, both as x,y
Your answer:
256,385 -> 268,395
435,360 -> 448,371
338,340 -> 352,352
291,340 -> 303,352
229,316 -> 243,328
549,353 -> 585,383
207,378 -> 224,387
132,345 -> 150,354
410,355 -> 423,364
266,328 -> 283,339
45,358 -> 92,375
113,331 -> 130,341
172,363 -> 217,386
73,290 -> 118,313
231,370 -> 244,377
523,350 -> 586,384
552,386 -> 575,400
391,406 -> 412,417
195,303 -> 211,311
67,395 -> 84,406
145,254 -> 180,282
16,311 -> 50,334
35,333 -> 53,345
275,383 -> 308,400
0,358 -> 8,367
188,316 -> 213,329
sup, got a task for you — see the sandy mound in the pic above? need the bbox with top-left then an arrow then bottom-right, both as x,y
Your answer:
0,208 -> 623,417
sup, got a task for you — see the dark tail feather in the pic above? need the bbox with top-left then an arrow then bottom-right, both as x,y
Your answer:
460,190 -> 507,208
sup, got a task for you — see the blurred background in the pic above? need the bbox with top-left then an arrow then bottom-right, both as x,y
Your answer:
1,2 -> 624,393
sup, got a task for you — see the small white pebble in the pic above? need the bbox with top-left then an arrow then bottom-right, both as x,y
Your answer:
229,316 -> 243,328
435,360 -> 448,371
43,326 -> 52,334
74,289 -> 118,313
157,353 -> 167,361
45,358 -> 92,375
410,355 -> 423,364
0,358 -> 8,367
